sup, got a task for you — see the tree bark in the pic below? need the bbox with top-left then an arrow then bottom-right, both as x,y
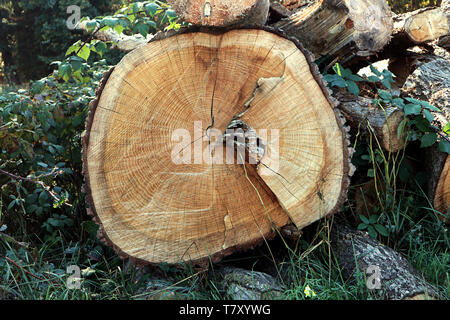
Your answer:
331,222 -> 442,300
438,0 -> 450,49
336,92 -> 406,152
273,0 -> 393,60
82,28 -> 352,265
167,0 -> 270,27
425,146 -> 449,223
402,54 -> 450,124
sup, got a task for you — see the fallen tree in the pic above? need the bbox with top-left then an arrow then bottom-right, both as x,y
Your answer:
273,0 -> 394,61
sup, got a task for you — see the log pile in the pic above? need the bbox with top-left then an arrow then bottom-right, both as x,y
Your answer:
81,0 -> 449,268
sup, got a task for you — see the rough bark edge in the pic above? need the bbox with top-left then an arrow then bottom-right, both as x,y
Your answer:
81,25 -> 353,267
331,222 -> 442,300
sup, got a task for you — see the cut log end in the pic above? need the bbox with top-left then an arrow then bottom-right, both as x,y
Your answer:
82,28 -> 351,265
168,0 -> 270,27
403,8 -> 449,44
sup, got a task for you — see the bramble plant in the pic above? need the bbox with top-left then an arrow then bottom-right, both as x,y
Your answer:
61,1 -> 184,84
358,214 -> 390,238
324,63 -> 450,154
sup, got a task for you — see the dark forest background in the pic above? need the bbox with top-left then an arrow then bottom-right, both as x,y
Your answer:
0,0 -> 443,86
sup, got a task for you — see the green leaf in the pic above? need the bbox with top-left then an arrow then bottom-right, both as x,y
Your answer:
381,78 -> 392,89
113,24 -> 125,35
369,215 -> 378,224
404,104 -> 422,116
359,215 -> 370,224
367,168 -> 375,178
367,225 -> 377,238
374,224 -> 389,237
144,3 -> 161,16
378,90 -> 392,101
85,20 -> 98,32
423,109 -> 434,122
7,200 -> 16,210
134,22 -> 150,37
65,43 -> 80,56
347,81 -> 359,96
419,100 -> 440,112
104,17 -> 119,28
346,74 -> 364,82
94,41 -> 108,58
420,132 -> 437,148
397,118 -> 408,138
392,98 -> 405,108
443,122 -> 450,135
439,140 -> 450,154
370,64 -> 382,77
77,46 -> 91,61
357,223 -> 368,230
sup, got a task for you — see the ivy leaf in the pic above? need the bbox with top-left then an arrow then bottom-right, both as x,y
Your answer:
404,104 -> 422,116
420,132 -> 437,148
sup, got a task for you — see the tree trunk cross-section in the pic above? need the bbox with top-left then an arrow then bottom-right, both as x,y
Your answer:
83,28 -> 351,265
168,0 -> 270,27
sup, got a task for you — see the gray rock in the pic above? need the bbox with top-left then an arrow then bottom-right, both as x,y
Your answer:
215,266 -> 284,300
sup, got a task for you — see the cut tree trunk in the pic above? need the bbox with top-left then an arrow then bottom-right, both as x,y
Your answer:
167,0 -> 270,27
82,28 -> 352,265
392,7 -> 449,45
273,0 -> 393,60
336,92 -> 406,152
331,222 -> 441,300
